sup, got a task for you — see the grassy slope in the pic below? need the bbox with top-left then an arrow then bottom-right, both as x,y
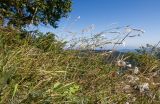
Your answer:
0,27 -> 160,104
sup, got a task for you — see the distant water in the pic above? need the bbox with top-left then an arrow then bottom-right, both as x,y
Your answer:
119,49 -> 137,52
84,48 -> 137,54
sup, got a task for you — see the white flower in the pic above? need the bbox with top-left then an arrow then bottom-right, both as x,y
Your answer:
134,77 -> 140,81
138,83 -> 149,93
126,64 -> 132,68
125,102 -> 130,104
128,75 -> 139,83
132,97 -> 136,102
133,67 -> 139,74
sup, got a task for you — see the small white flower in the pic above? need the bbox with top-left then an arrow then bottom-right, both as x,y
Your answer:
134,77 -> 140,81
138,83 -> 149,93
133,67 -> 139,74
128,75 -> 139,83
126,64 -> 132,68
125,102 -> 130,104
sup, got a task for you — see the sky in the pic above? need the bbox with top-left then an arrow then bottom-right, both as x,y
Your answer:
37,0 -> 160,49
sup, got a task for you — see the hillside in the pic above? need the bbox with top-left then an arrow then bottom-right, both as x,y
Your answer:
0,27 -> 160,104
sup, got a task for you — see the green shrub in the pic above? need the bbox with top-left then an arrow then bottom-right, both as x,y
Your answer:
127,52 -> 160,73
0,27 -> 65,53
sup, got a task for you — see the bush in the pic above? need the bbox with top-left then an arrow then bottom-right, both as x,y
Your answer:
0,27 -> 65,53
126,52 -> 160,73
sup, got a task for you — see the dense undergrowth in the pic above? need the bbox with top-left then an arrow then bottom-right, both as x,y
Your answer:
0,27 -> 160,104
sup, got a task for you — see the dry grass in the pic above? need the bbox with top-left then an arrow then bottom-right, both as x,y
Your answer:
0,27 -> 160,104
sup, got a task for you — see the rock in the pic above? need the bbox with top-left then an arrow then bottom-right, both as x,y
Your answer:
128,67 -> 139,74
117,60 -> 126,67
123,85 -> 131,93
153,70 -> 160,77
137,83 -> 149,93
127,75 -> 139,84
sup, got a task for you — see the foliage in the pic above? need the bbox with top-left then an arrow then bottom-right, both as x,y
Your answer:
33,31 -> 66,52
0,0 -> 72,28
52,82 -> 80,102
127,52 -> 160,73
0,27 -> 65,53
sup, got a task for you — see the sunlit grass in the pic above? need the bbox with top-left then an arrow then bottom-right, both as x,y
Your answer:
0,27 -> 160,104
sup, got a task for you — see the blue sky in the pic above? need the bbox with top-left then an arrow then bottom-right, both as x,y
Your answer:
37,0 -> 160,49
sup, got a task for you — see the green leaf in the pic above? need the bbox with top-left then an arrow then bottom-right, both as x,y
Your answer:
12,84 -> 18,99
53,82 -> 61,90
